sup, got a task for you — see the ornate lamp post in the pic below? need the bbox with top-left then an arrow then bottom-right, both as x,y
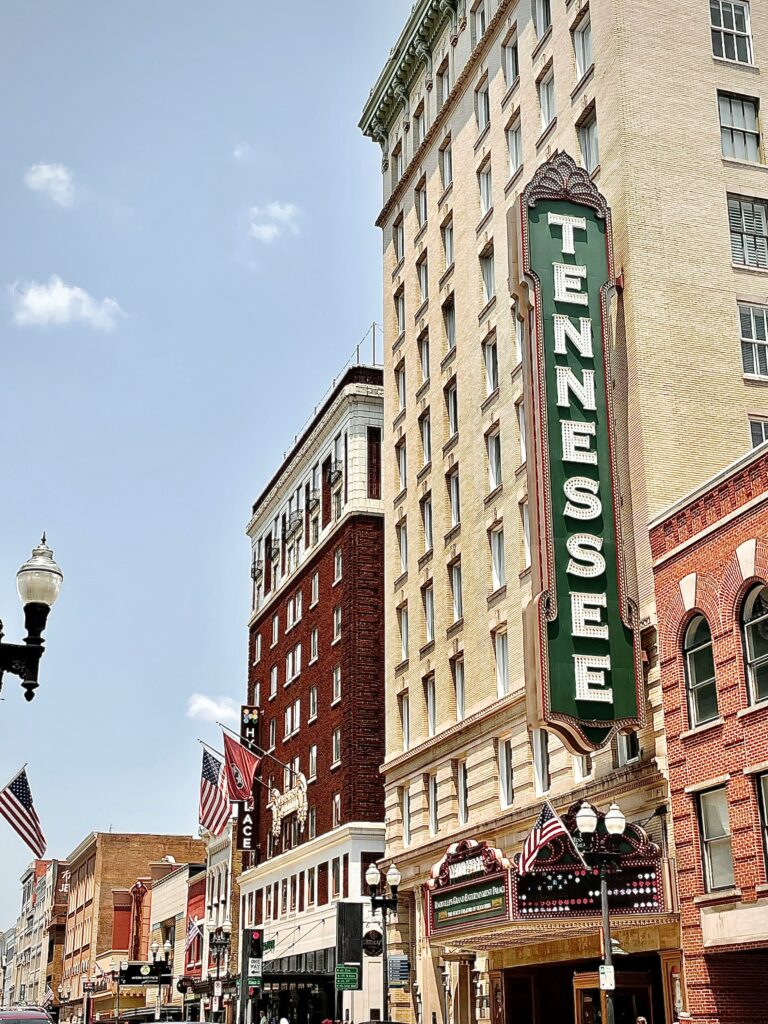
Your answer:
57,984 -> 71,1023
1,535 -> 63,702
366,862 -> 401,1022
573,800 -> 628,1024
209,920 -> 231,1024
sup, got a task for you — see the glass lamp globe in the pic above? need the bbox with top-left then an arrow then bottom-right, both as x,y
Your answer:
222,918 -> 232,936
151,940 -> 159,955
365,863 -> 380,889
605,802 -> 627,836
17,535 -> 63,609
386,863 -> 402,889
575,801 -> 598,835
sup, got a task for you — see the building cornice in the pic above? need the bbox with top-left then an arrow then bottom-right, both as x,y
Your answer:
368,0 -> 514,230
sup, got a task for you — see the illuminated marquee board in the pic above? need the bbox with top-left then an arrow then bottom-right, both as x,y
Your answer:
519,153 -> 643,754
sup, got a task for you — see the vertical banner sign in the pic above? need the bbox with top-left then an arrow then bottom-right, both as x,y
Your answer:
520,153 -> 642,753
236,705 -> 260,852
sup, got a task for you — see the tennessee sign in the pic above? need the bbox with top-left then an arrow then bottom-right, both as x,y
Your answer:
519,153 -> 642,753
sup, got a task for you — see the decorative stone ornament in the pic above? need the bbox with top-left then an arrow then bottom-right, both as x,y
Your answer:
519,151 -> 643,754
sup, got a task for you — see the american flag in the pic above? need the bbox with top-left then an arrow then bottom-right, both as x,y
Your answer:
184,916 -> 202,952
518,802 -> 568,875
0,767 -> 46,858
199,748 -> 230,836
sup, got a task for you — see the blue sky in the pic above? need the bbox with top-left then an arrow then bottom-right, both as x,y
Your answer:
0,0 -> 409,925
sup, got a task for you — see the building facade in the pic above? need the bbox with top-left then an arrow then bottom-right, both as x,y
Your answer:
652,445 -> 768,1024
12,861 -> 50,1006
237,361 -> 386,1024
358,0 -> 768,1021
1,927 -> 16,1007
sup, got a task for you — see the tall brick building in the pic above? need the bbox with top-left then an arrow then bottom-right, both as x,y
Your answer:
238,359 -> 386,1024
652,445 -> 768,1024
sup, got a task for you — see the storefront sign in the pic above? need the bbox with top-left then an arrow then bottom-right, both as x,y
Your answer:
519,152 -> 642,754
388,956 -> 410,988
236,804 -> 256,852
334,965 -> 359,991
118,962 -> 172,987
362,930 -> 383,957
426,839 -> 512,935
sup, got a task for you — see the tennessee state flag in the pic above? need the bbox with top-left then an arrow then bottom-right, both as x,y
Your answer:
222,732 -> 261,803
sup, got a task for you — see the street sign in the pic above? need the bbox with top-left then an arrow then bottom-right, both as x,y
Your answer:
599,965 -> 615,991
388,956 -> 410,988
334,965 -> 359,991
214,980 -> 223,997
248,957 -> 262,978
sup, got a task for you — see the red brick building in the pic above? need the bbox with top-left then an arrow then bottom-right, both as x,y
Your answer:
651,445 -> 768,1024
238,361 -> 386,1024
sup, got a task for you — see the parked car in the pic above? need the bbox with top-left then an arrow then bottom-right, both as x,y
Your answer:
0,1009 -> 53,1024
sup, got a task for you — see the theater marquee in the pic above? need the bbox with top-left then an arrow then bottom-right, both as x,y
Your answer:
519,153 -> 642,754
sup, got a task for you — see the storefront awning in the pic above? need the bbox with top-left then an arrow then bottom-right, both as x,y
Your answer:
428,913 -> 679,951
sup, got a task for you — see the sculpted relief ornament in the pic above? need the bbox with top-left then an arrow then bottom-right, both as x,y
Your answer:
267,772 -> 308,837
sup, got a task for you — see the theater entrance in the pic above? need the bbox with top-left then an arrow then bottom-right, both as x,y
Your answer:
573,970 -> 654,1024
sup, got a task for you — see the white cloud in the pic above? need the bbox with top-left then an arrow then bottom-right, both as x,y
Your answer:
248,200 -> 301,244
11,275 -> 125,331
24,163 -> 75,207
187,693 -> 240,725
232,143 -> 253,161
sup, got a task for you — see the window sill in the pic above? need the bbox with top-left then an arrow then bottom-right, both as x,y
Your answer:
444,522 -> 461,545
331,636 -> 341,647
394,571 -> 408,590
418,549 -> 434,571
417,461 -> 432,482
393,407 -> 406,429
392,257 -> 405,281
679,717 -> 725,740
536,117 -> 558,150
447,617 -> 464,640
736,699 -> 768,719
744,373 -> 768,386
531,25 -> 553,61
485,483 -> 504,506
395,658 -> 410,675
712,55 -> 759,73
488,585 -> 507,608
420,640 -> 435,659
478,295 -> 497,322
414,221 -> 428,244
694,888 -> 742,907
481,387 -> 500,414
441,345 -> 457,371
394,487 -> 407,507
439,262 -> 455,289
393,331 -> 405,356
443,432 -> 459,456
501,77 -> 520,110
331,696 -> 341,708
416,377 -> 431,399
438,182 -> 453,208
307,774 -> 317,784
570,64 -> 595,101
415,298 -> 429,322
515,460 -> 528,479
504,165 -> 525,197
268,693 -> 277,702
310,599 -> 318,610
722,156 -> 767,171
474,123 -> 492,152
330,761 -> 341,771
332,575 -> 342,587
732,263 -> 768,275
519,564 -> 532,580
476,207 -> 494,235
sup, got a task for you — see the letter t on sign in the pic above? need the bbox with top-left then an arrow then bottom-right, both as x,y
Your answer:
548,212 -> 587,255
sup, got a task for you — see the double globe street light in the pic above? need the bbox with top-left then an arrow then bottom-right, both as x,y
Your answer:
0,535 -> 63,702
366,861 -> 401,1023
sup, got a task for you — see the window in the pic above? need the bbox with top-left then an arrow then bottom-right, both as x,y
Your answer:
415,180 -> 428,227
573,754 -> 593,782
487,430 -> 502,490
253,680 -> 261,707
401,788 -> 411,846
684,615 -> 719,727
293,697 -> 301,731
393,215 -> 404,263
720,93 -> 760,162
395,288 -> 406,335
284,704 -> 292,739
424,582 -> 435,643
440,141 -> 453,189
418,255 -> 429,303
268,718 -> 276,750
481,247 -> 495,304
421,494 -> 433,552
710,0 -> 753,64
617,731 -> 640,766
397,439 -> 407,491
451,561 -> 463,622
428,774 -> 439,834
254,634 -> 262,664
699,787 -> 735,891
521,500 -> 531,569
740,303 -> 768,377
391,141 -> 403,188
448,470 -> 461,527
437,61 -> 451,106
332,728 -> 341,767
751,418 -> 768,447
426,675 -> 437,736
333,605 -> 342,641
446,378 -> 459,436
311,570 -> 319,605
507,120 -> 522,176
516,402 -> 527,463
741,585 -> 768,703
476,80 -> 490,133
532,729 -> 550,794
452,657 -> 465,721
472,0 -> 488,44
272,614 -> 279,646
333,664 -> 342,702
310,627 -> 318,662
504,37 -> 519,86
413,103 -> 425,149
306,866 -> 316,904
479,162 -> 493,216
309,744 -> 317,780
539,73 -> 556,130
332,793 -> 341,828
490,527 -> 506,591
270,665 -> 278,698
579,114 -> 600,173
498,738 -> 514,808
534,0 -> 551,37
514,314 -> 524,364
396,363 -> 406,411
334,547 -> 343,582
574,16 -> 593,79
495,630 -> 509,696
398,604 -> 409,661
443,297 -> 456,350
484,336 -> 499,394
758,773 -> 768,866
457,760 -> 469,824
399,692 -> 410,751
442,217 -> 454,268
368,425 -> 382,500
308,807 -> 316,839
419,332 -> 430,382
332,857 -> 341,898
729,194 -> 768,268
309,685 -> 318,720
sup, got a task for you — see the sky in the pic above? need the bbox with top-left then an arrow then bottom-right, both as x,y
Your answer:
0,0 -> 411,926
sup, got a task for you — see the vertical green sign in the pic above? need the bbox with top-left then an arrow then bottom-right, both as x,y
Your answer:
520,154 -> 642,752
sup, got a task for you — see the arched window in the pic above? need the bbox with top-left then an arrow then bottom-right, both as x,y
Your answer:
684,615 -> 718,727
742,585 -> 768,704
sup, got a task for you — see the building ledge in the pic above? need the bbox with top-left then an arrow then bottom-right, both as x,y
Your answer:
679,717 -> 725,740
694,887 -> 742,906
736,699 -> 768,720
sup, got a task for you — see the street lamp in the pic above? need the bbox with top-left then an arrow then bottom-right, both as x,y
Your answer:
366,862 -> 400,1022
209,920 -> 231,1024
573,800 -> 628,1024
58,985 -> 70,1022
1,535 -> 63,702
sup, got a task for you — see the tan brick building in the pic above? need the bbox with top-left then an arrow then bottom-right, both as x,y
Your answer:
360,1 -> 768,1022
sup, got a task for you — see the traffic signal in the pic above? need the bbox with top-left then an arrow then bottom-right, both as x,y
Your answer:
245,929 -> 263,960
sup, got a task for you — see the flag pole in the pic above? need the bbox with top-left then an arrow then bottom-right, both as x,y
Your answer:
217,721 -> 300,781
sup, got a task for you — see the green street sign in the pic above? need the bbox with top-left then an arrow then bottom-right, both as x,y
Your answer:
520,153 -> 642,753
335,965 -> 360,991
